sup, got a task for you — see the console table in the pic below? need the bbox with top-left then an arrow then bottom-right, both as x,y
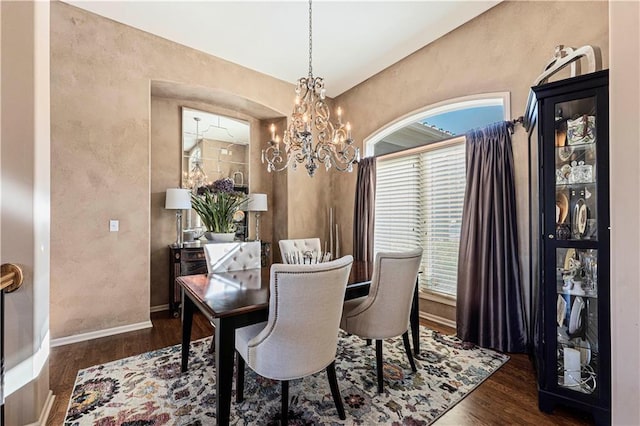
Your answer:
168,240 -> 271,317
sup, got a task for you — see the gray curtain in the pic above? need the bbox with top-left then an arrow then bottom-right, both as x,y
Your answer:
456,121 -> 527,353
353,157 -> 376,262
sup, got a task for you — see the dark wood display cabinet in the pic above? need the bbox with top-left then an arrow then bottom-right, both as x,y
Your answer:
168,240 -> 272,317
531,70 -> 610,425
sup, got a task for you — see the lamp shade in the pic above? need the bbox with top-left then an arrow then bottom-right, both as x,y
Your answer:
165,188 -> 191,210
248,193 -> 268,212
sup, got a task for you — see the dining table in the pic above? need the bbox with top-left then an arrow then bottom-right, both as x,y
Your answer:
177,260 -> 420,425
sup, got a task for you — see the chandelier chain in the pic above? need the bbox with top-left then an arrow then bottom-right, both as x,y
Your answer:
308,0 -> 313,78
261,0 -> 359,177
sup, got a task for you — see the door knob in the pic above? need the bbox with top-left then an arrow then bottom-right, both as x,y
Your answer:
1,263 -> 24,293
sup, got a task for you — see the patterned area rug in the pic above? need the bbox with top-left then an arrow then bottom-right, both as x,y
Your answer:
64,328 -> 508,425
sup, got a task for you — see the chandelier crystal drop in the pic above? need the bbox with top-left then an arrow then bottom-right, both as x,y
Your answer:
182,117 -> 209,191
262,0 -> 360,177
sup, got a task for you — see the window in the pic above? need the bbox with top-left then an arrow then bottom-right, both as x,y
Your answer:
419,141 -> 466,295
375,139 -> 465,296
371,94 -> 507,298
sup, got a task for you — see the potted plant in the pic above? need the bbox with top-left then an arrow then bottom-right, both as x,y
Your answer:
191,178 -> 248,242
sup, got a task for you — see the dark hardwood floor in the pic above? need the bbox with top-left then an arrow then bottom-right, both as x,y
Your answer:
47,312 -> 593,425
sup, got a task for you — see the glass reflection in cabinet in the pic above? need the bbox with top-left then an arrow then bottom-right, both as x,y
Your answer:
556,248 -> 599,396
556,248 -> 598,299
554,97 -> 598,242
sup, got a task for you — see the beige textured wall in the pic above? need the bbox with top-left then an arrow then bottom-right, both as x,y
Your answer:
50,2 -> 329,338
287,160 -> 333,241
333,0 -> 608,321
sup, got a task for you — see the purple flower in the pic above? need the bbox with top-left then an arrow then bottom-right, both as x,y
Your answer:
196,178 -> 237,196
212,178 -> 235,193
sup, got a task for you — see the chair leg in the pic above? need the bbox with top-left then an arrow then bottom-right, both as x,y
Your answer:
235,351 -> 245,403
209,323 -> 216,354
402,331 -> 417,372
281,380 -> 289,425
326,361 -> 346,420
376,339 -> 384,394
366,338 -> 372,346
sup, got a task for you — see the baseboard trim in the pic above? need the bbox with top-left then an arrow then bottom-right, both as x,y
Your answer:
26,390 -> 54,426
150,304 -> 169,313
50,321 -> 153,347
420,311 -> 457,330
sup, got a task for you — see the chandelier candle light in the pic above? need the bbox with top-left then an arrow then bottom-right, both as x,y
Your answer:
262,0 -> 360,177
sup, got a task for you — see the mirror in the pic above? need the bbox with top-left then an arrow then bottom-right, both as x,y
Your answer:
181,107 -> 251,241
181,107 -> 250,190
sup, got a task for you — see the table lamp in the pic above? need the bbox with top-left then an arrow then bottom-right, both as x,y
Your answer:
248,193 -> 268,241
165,188 -> 192,246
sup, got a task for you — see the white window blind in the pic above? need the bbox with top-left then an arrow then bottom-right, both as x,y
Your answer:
374,139 -> 466,297
419,142 -> 466,295
374,156 -> 422,253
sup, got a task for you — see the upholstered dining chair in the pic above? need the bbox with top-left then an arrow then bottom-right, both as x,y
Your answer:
202,241 -> 262,353
235,255 -> 354,425
340,248 -> 423,393
278,237 -> 322,263
203,241 -> 261,272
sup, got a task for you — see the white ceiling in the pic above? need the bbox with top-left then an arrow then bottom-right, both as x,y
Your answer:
65,1 -> 500,97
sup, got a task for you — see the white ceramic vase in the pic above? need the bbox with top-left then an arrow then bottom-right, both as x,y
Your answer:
204,232 -> 235,242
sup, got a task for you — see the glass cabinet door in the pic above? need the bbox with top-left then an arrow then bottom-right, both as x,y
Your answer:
555,247 -> 599,396
554,98 -> 598,242
553,96 -> 600,398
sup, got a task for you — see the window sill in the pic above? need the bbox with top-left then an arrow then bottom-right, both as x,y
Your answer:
419,290 -> 456,307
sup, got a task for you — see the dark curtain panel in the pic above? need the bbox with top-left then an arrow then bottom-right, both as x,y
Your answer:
456,121 -> 527,353
353,157 -> 376,262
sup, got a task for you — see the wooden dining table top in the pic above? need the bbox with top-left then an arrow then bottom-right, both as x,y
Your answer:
177,260 -> 374,319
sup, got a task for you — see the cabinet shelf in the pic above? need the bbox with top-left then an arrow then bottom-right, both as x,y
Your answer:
556,182 -> 596,189
556,287 -> 598,299
196,156 -> 248,166
217,159 -> 248,165
556,141 -> 596,150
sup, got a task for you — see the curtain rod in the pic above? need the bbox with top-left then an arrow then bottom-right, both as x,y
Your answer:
508,116 -> 525,134
376,117 -> 524,161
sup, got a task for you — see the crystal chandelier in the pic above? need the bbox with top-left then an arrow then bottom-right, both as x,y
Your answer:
183,158 -> 207,191
262,0 -> 360,177
182,117 -> 208,190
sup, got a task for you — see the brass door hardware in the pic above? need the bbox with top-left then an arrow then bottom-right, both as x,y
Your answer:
1,263 -> 24,293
